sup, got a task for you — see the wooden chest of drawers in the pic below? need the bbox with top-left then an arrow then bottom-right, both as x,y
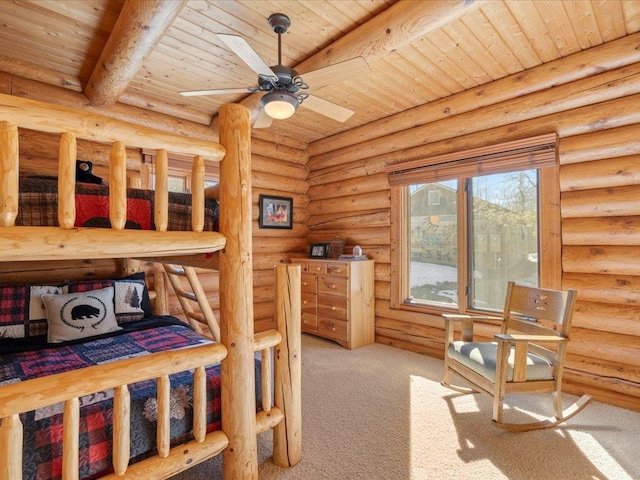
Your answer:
290,258 -> 375,349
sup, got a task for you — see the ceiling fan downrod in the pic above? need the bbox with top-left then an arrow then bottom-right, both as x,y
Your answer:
268,13 -> 290,66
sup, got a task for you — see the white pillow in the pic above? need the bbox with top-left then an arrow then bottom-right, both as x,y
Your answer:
43,286 -> 121,343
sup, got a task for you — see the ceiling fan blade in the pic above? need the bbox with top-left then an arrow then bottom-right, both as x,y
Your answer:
301,94 -> 355,123
300,57 -> 370,90
179,87 -> 257,97
253,108 -> 274,129
216,33 -> 277,79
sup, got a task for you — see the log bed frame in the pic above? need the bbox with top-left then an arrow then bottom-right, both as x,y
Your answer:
0,95 -> 302,479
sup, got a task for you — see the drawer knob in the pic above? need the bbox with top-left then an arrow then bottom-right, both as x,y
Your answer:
303,282 -> 307,286
331,327 -> 336,332
331,306 -> 336,311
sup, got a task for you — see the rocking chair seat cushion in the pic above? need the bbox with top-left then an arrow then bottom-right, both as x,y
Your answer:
448,341 -> 554,382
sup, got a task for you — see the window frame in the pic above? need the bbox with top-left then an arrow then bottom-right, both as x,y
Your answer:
389,136 -> 562,316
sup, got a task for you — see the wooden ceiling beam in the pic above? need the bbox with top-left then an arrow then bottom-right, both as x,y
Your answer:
84,0 -> 187,108
210,0 -> 483,131
296,0 -> 483,74
0,55 -> 82,92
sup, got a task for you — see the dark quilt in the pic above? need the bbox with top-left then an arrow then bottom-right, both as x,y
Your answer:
16,178 -> 219,231
0,318 -> 260,480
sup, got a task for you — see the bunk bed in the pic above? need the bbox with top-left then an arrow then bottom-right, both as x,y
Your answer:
0,95 -> 302,480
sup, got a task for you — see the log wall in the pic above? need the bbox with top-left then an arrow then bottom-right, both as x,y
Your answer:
306,34 -> 640,411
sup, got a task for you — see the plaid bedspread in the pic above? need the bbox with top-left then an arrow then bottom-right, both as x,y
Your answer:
0,318 -> 259,480
16,178 -> 219,231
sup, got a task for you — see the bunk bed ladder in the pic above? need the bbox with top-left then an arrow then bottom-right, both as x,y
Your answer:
163,264 -> 221,342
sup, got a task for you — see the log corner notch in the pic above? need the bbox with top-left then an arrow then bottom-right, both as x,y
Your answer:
84,0 -> 187,108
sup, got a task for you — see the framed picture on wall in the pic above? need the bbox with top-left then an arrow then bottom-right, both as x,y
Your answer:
258,194 -> 293,229
309,242 -> 329,258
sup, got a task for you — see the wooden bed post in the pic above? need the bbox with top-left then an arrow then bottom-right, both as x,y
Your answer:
218,103 -> 258,479
273,264 -> 302,467
0,121 -> 19,227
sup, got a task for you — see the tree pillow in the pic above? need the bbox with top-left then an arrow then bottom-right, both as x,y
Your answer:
43,286 -> 121,343
65,272 -> 152,325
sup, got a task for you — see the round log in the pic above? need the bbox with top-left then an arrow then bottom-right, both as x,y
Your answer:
562,272 -> 640,305
154,149 -> 169,231
62,398 -> 80,480
109,141 -> 127,230
563,245 -> 640,275
273,264 -> 302,467
191,155 -> 205,232
112,385 -> 131,475
307,190 -> 390,216
561,184 -> 640,218
307,172 -> 390,200
58,132 -> 76,229
559,124 -> 640,165
560,155 -> 640,191
218,103 -> 258,480
562,216 -> 640,245
0,121 -> 19,227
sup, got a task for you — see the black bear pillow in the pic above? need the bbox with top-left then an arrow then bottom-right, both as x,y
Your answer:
76,160 -> 103,184
42,286 -> 121,343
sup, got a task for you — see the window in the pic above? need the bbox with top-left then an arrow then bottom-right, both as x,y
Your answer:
388,134 -> 561,314
142,151 -> 219,193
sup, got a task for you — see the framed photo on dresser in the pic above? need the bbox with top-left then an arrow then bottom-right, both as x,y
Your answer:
309,242 -> 329,258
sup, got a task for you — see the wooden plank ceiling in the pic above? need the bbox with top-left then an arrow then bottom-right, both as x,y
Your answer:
0,0 -> 638,147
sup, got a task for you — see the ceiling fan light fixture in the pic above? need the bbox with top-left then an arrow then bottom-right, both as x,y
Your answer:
261,91 -> 299,119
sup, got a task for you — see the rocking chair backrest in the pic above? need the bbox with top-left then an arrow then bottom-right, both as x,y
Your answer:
502,281 -> 577,338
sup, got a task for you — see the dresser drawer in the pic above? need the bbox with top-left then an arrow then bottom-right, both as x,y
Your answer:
307,262 -> 326,274
301,273 -> 317,294
302,312 -> 318,333
318,317 -> 348,342
301,292 -> 317,314
318,274 -> 348,295
317,293 -> 348,321
325,262 -> 349,277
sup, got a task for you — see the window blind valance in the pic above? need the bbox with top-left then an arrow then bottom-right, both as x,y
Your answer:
386,133 -> 558,186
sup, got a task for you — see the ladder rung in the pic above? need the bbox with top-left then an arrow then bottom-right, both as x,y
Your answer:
176,290 -> 197,301
165,265 -> 186,276
188,312 -> 205,322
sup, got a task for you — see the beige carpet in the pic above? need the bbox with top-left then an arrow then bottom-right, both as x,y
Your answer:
172,333 -> 640,480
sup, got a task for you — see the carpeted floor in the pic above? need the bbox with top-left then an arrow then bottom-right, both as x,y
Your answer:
171,333 -> 640,480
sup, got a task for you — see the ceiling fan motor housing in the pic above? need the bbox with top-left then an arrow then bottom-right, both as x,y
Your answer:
258,65 -> 306,94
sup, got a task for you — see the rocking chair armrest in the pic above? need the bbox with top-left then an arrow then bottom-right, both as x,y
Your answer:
494,333 -> 566,343
443,314 -> 502,343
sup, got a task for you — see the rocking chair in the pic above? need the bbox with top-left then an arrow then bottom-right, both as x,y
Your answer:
441,281 -> 592,431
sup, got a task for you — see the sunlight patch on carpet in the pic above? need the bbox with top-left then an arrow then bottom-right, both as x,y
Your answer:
409,374 -> 504,479
568,430 -> 634,480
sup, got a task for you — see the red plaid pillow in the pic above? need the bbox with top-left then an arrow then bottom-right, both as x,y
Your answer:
0,285 -> 64,338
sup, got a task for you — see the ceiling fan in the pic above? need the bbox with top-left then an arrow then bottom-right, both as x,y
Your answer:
179,13 -> 370,128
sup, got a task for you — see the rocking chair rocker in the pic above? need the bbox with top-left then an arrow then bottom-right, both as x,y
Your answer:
441,281 -> 592,431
